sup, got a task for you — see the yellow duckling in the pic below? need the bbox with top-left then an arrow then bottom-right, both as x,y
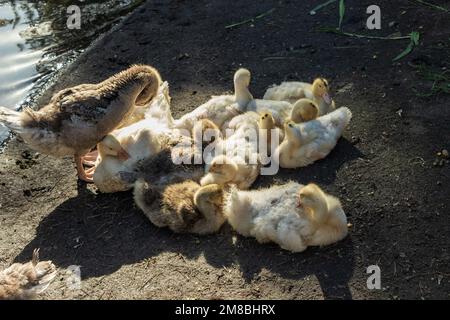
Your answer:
264,78 -> 335,116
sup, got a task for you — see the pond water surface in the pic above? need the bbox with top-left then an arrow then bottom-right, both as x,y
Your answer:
0,0 -> 144,142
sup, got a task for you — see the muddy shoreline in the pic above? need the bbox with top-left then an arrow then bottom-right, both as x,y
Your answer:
0,0 -> 449,299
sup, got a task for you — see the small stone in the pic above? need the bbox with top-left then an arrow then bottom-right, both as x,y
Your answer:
388,21 -> 397,28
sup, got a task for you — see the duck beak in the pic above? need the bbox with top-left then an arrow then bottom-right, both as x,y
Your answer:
297,196 -> 302,208
323,92 -> 332,104
117,148 -> 130,161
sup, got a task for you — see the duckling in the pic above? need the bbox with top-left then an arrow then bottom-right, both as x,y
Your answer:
263,78 -> 335,116
273,107 -> 352,168
192,118 -> 222,146
134,181 -> 225,234
192,119 -> 223,164
258,112 -> 283,155
93,129 -> 162,193
0,249 -> 57,300
200,154 -> 259,190
200,111 -> 261,189
290,99 -> 319,123
224,182 -> 348,252
0,65 -> 161,182
174,68 -> 253,131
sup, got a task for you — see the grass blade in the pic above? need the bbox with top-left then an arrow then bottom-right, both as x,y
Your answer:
309,0 -> 338,15
338,0 -> 345,29
317,27 -> 410,40
393,32 -> 420,61
409,0 -> 449,12
225,8 -> 275,29
393,42 -> 414,61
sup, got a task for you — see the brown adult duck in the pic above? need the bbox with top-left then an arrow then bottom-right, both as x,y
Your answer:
0,65 -> 161,182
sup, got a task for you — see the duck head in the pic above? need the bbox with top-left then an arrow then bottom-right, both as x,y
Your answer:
312,78 -> 332,105
106,65 -> 162,107
233,68 -> 253,106
297,183 -> 327,211
193,119 -> 222,145
98,135 -> 130,160
208,155 -> 238,180
291,99 -> 319,123
195,184 -> 223,208
259,111 -> 276,130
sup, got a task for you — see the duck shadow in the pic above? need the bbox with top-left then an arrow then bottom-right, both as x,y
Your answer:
15,143 -> 357,299
257,137 -> 363,188
230,234 -> 355,299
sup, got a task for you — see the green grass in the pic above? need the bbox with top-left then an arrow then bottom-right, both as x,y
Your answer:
225,8 -> 275,29
309,0 -> 338,15
393,31 -> 420,61
338,0 -> 345,30
317,27 -> 411,40
414,65 -> 450,96
409,0 -> 449,12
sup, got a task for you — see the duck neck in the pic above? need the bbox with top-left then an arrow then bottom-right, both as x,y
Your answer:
102,69 -> 160,107
234,82 -> 253,107
286,132 -> 301,148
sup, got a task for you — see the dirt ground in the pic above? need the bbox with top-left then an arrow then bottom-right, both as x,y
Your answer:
0,0 -> 449,300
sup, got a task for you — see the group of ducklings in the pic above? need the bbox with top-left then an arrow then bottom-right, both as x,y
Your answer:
0,65 -> 352,254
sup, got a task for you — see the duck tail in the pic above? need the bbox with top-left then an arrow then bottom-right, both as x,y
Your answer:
0,106 -> 23,132
325,107 -> 352,136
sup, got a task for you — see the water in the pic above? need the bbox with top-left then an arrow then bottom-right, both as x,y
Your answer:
0,0 -> 144,143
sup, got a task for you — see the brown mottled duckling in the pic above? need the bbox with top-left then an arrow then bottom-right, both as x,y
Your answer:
0,249 -> 57,300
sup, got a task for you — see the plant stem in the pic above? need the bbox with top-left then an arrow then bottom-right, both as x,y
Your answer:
225,8 -> 275,29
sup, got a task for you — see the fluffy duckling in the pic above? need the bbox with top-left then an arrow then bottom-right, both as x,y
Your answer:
274,107 -> 352,168
93,130 -> 160,193
192,118 -> 222,146
0,249 -> 57,300
200,111 -> 261,190
258,112 -> 283,154
290,99 -> 319,123
174,68 -> 252,131
192,119 -> 223,164
200,154 -> 259,190
263,78 -> 335,116
134,181 -> 225,234
224,182 -> 348,252
0,65 -> 161,182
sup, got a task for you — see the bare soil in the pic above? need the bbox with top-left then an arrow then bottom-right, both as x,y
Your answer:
0,0 -> 449,299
